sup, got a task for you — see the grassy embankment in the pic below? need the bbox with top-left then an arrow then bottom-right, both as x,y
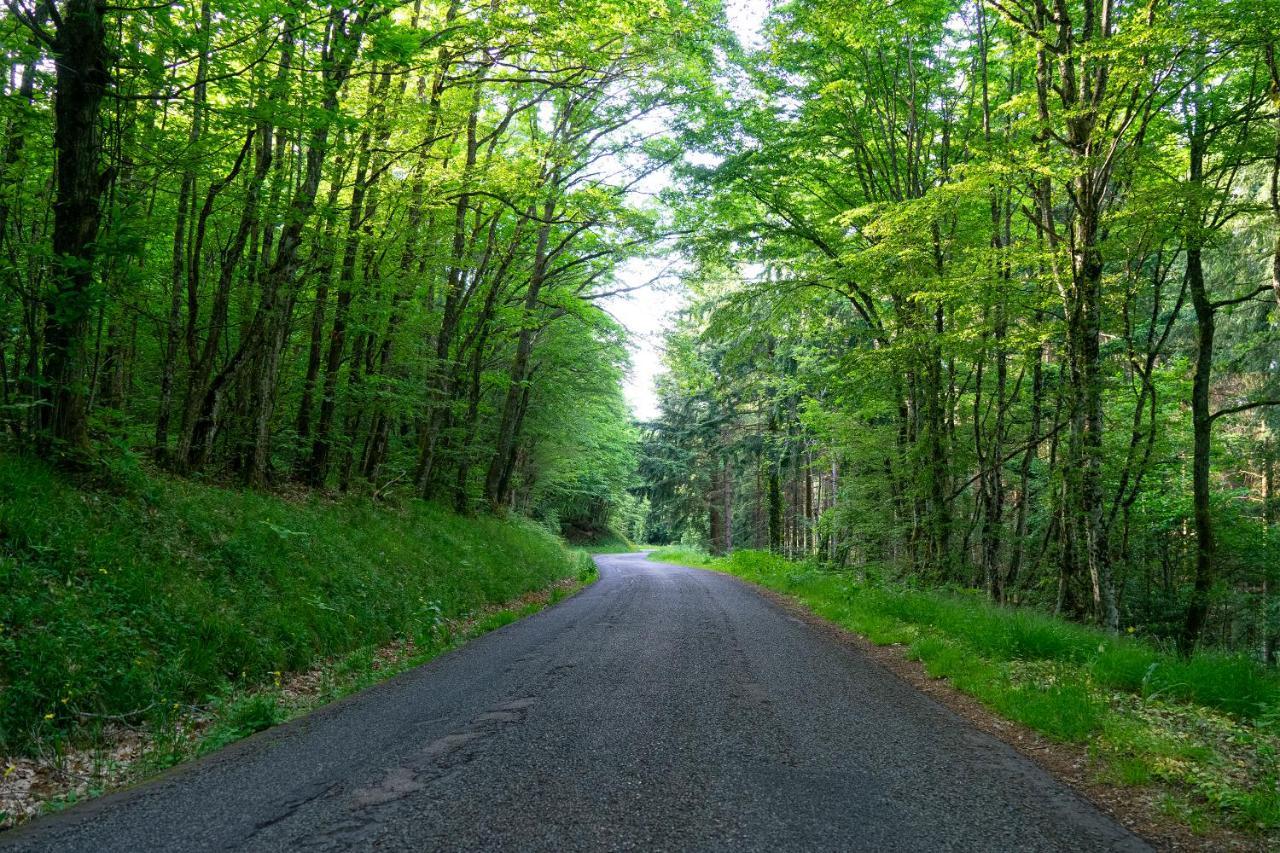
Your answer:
0,452 -> 593,819
651,547 -> 1280,838
563,527 -> 638,554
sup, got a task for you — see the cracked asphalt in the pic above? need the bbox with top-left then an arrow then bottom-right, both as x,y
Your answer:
1,552 -> 1148,852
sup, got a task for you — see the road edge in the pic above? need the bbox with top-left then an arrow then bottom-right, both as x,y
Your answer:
0,565 -> 600,837
650,556 -> 1260,853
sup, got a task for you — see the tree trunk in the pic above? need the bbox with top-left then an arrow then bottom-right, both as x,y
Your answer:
308,81 -> 378,486
154,0 -> 211,458
1006,336 -> 1044,599
767,410 -> 783,551
1266,46 -> 1280,309
709,462 -> 725,557
484,200 -> 554,508
295,142 -> 349,456
174,129 -> 267,471
493,380 -> 533,508
416,89 -> 485,498
452,319 -> 491,513
925,308 -> 951,571
1182,126 -> 1214,655
39,0 -> 110,458
723,446 -> 735,555
239,8 -> 367,487
1264,437 -> 1276,666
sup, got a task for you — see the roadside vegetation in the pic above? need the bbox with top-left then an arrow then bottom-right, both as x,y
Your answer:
564,528 -> 638,554
652,547 -> 1280,838
2,556 -> 595,828
632,1 -> 1280,837
0,454 -> 591,762
1,0 -> 686,827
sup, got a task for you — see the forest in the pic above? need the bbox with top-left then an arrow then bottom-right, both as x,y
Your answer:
639,0 -> 1280,659
1,0 -> 1279,662
5,0 -> 1280,841
0,0 -> 722,530
0,0 -> 728,808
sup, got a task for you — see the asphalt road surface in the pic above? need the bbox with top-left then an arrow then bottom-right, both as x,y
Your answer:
3,552 -> 1147,852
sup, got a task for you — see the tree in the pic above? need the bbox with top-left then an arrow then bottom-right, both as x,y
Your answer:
639,0 -> 1280,658
7,0 -> 110,458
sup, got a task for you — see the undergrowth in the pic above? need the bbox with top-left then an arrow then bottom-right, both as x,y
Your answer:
9,566 -> 598,828
562,526 -> 637,554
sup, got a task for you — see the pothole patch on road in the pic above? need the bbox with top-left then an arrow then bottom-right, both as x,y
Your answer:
344,694 -> 540,812
349,767 -> 425,808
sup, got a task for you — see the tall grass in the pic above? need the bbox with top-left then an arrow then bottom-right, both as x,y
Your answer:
0,454 -> 580,753
677,548 -> 1280,721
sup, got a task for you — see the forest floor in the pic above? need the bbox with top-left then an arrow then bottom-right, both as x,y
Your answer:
650,547 -> 1280,851
3,553 -> 1149,852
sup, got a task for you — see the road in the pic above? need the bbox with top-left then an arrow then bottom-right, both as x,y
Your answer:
3,552 -> 1147,852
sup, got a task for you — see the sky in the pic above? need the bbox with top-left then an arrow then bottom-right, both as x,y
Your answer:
600,0 -> 768,422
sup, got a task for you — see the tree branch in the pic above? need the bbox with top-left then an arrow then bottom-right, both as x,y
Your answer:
1211,399 -> 1280,422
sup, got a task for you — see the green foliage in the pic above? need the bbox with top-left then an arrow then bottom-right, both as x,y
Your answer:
565,528 -> 636,554
573,551 -> 599,583
648,546 -> 714,566
0,0 -> 710,551
197,693 -> 286,757
644,0 -> 1280,656
673,548 -> 1280,720
607,492 -> 650,545
0,455 -> 581,753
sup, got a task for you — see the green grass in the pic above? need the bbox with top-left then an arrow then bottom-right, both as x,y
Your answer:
3,560 -> 599,829
565,527 -> 637,554
0,453 -> 585,755
650,547 -> 1280,836
191,564 -> 597,763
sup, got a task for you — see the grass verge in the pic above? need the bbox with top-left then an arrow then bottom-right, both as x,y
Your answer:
564,527 -> 638,554
1,453 -> 596,826
650,547 -> 1280,842
3,561 -> 596,827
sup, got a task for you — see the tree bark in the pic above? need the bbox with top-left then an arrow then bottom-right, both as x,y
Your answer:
308,70 -> 384,486
39,0 -> 110,458
294,146 -> 347,453
484,200 -> 554,508
416,80 -> 486,497
1265,46 -> 1280,309
154,0 -> 211,458
1264,437 -> 1276,666
238,8 -> 369,487
1182,125 -> 1215,655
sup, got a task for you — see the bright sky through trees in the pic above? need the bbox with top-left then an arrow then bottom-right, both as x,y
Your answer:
607,0 -> 768,420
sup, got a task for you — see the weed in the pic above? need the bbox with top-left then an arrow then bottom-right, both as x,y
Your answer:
198,694 -> 284,756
